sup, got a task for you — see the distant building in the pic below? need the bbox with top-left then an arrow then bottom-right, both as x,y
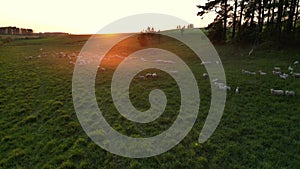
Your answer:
41,32 -> 69,36
0,26 -> 33,35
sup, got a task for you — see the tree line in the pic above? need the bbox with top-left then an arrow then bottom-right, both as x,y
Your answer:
197,0 -> 300,44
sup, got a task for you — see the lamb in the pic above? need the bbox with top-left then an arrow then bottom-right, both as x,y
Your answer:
258,70 -> 267,75
285,90 -> 295,96
270,89 -> 284,96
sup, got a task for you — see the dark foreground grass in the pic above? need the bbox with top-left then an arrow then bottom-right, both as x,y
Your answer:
0,34 -> 299,169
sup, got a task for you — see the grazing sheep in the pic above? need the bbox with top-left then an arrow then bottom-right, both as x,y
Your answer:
248,48 -> 254,56
242,69 -> 256,75
170,70 -> 178,75
274,67 -> 281,71
152,73 -> 158,78
145,73 -> 152,78
212,78 -> 219,83
288,66 -> 294,72
235,87 -> 240,94
138,75 -> 146,80
214,82 -> 231,91
272,70 -> 281,76
203,73 -> 209,79
294,61 -> 299,66
292,72 -> 300,78
242,69 -> 250,74
201,61 -> 212,65
285,90 -> 295,96
279,73 -> 289,79
258,70 -> 267,75
270,89 -> 284,96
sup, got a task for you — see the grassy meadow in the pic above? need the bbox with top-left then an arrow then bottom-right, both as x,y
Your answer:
0,32 -> 299,168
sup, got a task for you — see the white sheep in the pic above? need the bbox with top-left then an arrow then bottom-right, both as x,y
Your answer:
279,73 -> 289,79
152,73 -> 158,78
214,82 -> 231,91
201,61 -> 212,65
272,70 -> 281,76
292,72 -> 300,78
274,67 -> 281,71
145,73 -> 152,78
270,89 -> 284,96
248,48 -> 254,56
235,87 -> 239,94
212,78 -> 219,83
138,75 -> 146,80
203,73 -> 209,79
258,70 -> 267,75
294,61 -> 299,66
242,69 -> 256,75
170,71 -> 178,75
242,69 -> 250,74
285,90 -> 295,96
288,66 -> 294,72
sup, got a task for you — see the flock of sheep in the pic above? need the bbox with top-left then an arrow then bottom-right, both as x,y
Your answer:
27,48 -> 298,96
207,60 -> 299,96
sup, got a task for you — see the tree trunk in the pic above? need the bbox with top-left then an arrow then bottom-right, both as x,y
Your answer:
250,1 -> 256,27
232,0 -> 238,38
223,0 -> 228,41
277,0 -> 284,40
238,0 -> 245,36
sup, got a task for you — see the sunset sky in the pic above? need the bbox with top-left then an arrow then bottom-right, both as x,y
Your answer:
1,0 -> 214,34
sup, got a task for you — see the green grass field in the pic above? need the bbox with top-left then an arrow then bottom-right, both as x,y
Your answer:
0,33 -> 299,168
